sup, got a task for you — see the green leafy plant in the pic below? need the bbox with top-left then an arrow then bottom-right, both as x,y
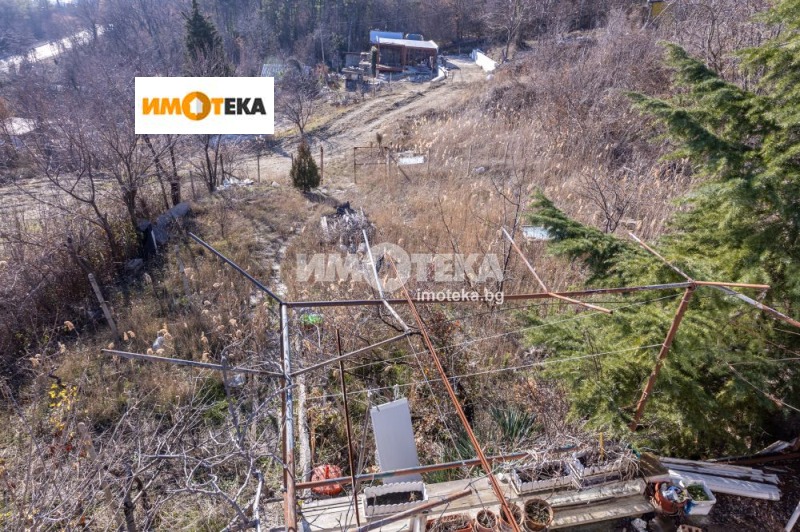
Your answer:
490,405 -> 538,446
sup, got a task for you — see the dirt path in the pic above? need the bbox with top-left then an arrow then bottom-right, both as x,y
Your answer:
323,57 -> 485,149
247,57 -> 486,186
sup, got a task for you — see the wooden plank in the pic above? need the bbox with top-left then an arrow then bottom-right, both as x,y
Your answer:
551,497 -> 655,529
661,458 -> 779,483
662,456 -> 774,474
665,463 -> 779,485
668,470 -> 781,501
639,452 -> 672,483
547,480 -> 646,507
88,273 -> 120,340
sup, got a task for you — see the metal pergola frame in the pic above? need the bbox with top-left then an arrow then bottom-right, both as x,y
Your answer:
98,229 -> 800,531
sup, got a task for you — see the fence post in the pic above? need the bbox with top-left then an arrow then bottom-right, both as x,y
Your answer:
88,274 -> 120,340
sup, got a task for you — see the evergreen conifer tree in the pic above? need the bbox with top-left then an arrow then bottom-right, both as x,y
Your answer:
290,140 -> 320,191
524,0 -> 800,455
184,0 -> 231,76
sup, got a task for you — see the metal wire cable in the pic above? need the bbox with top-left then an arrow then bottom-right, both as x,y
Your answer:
341,292 -> 681,374
312,343 -> 662,402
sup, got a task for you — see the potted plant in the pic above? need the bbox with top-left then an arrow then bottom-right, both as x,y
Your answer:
653,481 -> 689,515
497,503 -> 523,531
522,499 -> 554,531
426,514 -> 472,532
363,480 -> 427,517
511,460 -> 576,494
683,480 -> 717,516
473,509 -> 498,532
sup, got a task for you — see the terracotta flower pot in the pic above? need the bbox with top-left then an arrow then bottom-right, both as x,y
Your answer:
522,498 -> 553,531
473,509 -> 498,532
497,503 -> 523,531
310,464 -> 343,496
654,481 -> 688,515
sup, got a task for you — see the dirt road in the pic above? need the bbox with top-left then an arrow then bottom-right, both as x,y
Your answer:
251,56 -> 487,184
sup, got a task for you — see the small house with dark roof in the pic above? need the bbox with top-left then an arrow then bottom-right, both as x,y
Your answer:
370,31 -> 438,73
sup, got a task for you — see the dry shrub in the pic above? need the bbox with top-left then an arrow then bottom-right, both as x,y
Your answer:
655,0 -> 778,82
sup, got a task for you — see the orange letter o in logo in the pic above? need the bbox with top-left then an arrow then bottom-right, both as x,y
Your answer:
182,91 -> 212,121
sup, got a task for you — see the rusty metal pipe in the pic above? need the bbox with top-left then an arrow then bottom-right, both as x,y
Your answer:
337,330 -> 361,528
295,451 -> 531,490
284,283 -> 694,308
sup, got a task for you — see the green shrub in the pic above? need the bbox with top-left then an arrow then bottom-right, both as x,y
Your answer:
290,139 -> 320,191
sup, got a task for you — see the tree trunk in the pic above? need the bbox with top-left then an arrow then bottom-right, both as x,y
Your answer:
143,134 -> 172,210
169,143 -> 181,206
123,188 -> 138,230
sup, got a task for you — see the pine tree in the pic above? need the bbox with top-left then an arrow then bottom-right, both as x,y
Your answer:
524,0 -> 800,455
184,0 -> 231,76
290,140 -> 320,192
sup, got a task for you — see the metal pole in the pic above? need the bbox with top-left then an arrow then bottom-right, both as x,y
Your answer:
710,285 -> 800,329
629,232 -> 798,329
363,229 -> 409,330
188,232 -> 283,305
353,147 -> 357,184
337,330 -> 361,528
629,286 -> 696,431
628,232 -> 693,281
101,349 -> 282,377
390,259 -> 520,531
502,227 -> 612,314
320,146 -> 324,184
629,231 -> 799,334
284,282 -> 695,308
693,281 -> 770,289
785,499 -> 800,531
296,450 -> 531,490
280,304 -> 297,531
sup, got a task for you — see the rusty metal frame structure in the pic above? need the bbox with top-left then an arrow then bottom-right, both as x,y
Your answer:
352,146 -> 388,184
389,256 -> 520,529
623,232 -> 800,431
102,229 -> 800,530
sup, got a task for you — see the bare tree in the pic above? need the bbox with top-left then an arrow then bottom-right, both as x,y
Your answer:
191,135 -> 245,193
144,134 -> 184,208
577,168 -> 636,234
75,0 -> 102,42
484,0 -> 535,61
96,118 -> 164,230
14,106 -> 125,261
276,70 -> 320,138
194,135 -> 224,193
